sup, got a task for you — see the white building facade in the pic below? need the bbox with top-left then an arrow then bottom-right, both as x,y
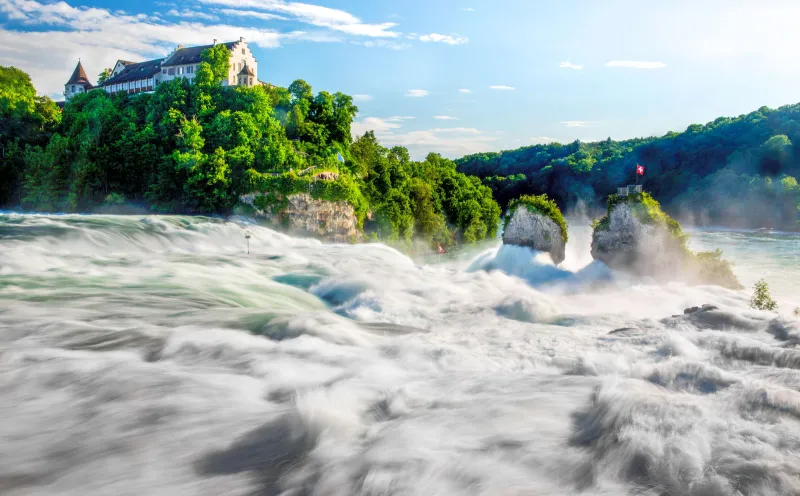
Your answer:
64,38 -> 262,102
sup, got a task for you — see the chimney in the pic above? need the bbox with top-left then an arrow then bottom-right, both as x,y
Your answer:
240,36 -> 245,43
213,39 -> 218,45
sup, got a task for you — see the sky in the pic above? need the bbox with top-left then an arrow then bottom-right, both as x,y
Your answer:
2,0 -> 800,159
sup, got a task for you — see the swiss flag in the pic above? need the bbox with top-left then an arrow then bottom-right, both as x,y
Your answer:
636,164 -> 645,176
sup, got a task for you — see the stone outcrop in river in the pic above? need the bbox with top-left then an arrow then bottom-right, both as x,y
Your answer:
239,193 -> 361,242
591,193 -> 743,289
502,195 -> 567,265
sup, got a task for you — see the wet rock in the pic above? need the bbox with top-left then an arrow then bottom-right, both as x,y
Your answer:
503,208 -> 566,265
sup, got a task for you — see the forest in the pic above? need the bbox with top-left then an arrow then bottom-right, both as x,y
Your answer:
457,106 -> 800,230
0,46 -> 499,250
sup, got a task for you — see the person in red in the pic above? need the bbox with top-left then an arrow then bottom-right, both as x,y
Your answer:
437,242 -> 446,254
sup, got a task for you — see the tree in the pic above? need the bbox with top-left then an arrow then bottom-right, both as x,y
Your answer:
750,279 -> 777,311
200,45 -> 232,84
98,68 -> 112,85
288,79 -> 313,102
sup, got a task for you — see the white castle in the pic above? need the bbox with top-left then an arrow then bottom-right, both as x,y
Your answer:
64,37 -> 261,102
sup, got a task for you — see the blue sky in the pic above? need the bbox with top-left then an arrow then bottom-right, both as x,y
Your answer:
3,0 -> 800,158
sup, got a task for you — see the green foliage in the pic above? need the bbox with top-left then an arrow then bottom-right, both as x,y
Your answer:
750,279 -> 778,311
97,68 -> 112,85
104,192 -> 125,205
200,45 -> 232,84
693,249 -> 743,290
0,65 -> 497,251
505,194 -> 568,242
457,105 -> 800,231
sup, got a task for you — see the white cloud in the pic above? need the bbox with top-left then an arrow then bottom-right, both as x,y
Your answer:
217,8 -> 289,21
356,39 -> 410,50
433,116 -> 458,120
351,116 -> 494,158
406,89 -> 429,97
462,8 -> 474,12
458,88 -> 471,93
198,0 -> 399,37
560,121 -> 594,127
531,136 -> 559,143
413,33 -> 469,45
352,94 -> 373,102
559,61 -> 583,70
489,85 -> 515,90
605,60 -> 666,69
167,9 -> 218,20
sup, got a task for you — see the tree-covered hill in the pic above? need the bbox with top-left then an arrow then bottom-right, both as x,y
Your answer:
0,47 -> 499,250
457,105 -> 800,230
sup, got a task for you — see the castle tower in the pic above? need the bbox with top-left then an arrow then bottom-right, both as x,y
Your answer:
237,63 -> 255,88
65,61 -> 94,102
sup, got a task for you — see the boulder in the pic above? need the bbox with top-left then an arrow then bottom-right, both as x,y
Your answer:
503,207 -> 566,264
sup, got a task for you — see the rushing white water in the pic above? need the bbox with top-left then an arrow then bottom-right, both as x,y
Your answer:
0,213 -> 799,495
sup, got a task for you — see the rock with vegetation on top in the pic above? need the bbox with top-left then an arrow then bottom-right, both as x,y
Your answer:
238,192 -> 361,242
502,194 -> 568,265
590,192 -> 743,289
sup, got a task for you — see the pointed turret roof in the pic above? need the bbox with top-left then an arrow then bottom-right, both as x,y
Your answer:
238,63 -> 255,77
67,61 -> 93,87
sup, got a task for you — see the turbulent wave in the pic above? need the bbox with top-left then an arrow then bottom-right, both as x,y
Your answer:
0,213 -> 799,495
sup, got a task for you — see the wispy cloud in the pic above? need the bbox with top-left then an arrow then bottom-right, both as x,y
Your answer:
458,88 -> 472,93
351,116 -> 495,158
559,61 -> 583,70
167,9 -> 218,20
531,136 -> 559,143
462,7 -> 474,12
352,94 -> 373,102
356,39 -> 410,50
433,116 -> 458,120
411,33 -> 469,45
198,0 -> 400,37
560,121 -> 594,127
217,8 -> 288,21
489,85 -> 515,90
605,60 -> 666,69
406,89 -> 429,97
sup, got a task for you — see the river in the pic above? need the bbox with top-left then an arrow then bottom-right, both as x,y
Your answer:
0,213 -> 798,495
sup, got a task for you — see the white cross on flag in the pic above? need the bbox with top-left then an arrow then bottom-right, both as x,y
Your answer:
636,164 -> 645,176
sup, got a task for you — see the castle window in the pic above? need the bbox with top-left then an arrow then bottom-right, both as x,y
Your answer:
238,62 -> 242,71
168,68 -> 175,75
242,48 -> 245,55
71,85 -> 75,92
162,69 -> 166,75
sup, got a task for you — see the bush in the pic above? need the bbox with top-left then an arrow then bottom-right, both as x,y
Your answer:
692,249 -> 743,290
750,279 -> 778,311
505,193 -> 568,242
104,193 -> 125,206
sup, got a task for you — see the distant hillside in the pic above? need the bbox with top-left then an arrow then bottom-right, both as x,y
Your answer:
456,104 -> 800,230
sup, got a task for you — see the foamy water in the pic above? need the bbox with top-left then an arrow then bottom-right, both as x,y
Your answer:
0,213 -> 798,495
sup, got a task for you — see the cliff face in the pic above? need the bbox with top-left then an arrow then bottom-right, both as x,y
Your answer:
503,207 -> 566,265
240,193 -> 361,242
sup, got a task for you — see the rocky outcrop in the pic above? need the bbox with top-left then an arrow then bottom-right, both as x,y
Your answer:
591,199 -> 742,289
240,193 -> 361,242
503,207 -> 566,264
591,203 -> 685,278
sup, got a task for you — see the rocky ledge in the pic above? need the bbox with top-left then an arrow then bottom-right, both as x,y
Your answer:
239,193 -> 361,242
